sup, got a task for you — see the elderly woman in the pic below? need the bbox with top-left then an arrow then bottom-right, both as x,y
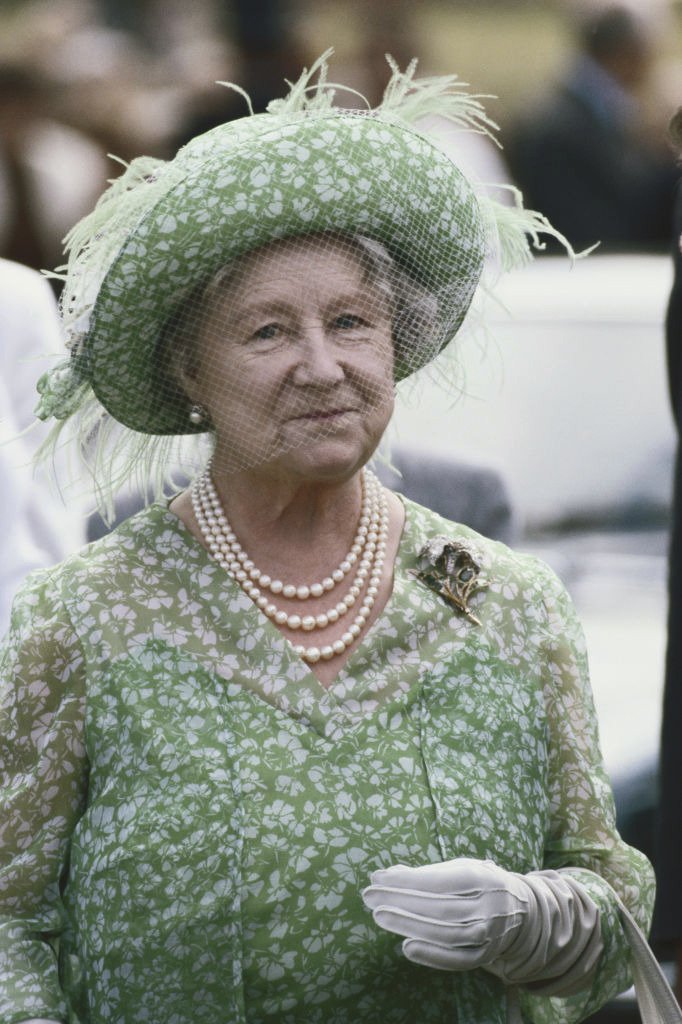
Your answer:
0,56 -> 656,1024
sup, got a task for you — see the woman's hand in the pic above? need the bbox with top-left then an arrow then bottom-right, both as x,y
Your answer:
363,857 -> 528,969
362,857 -> 603,992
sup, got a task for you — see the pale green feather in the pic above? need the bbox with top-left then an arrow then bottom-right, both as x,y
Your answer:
266,48 -> 339,115
61,155 -> 168,280
215,80 -> 254,116
478,184 -> 593,269
378,55 -> 500,143
34,392 -> 213,524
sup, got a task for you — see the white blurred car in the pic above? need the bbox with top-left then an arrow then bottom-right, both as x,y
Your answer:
389,250 -> 674,845
390,253 -> 674,532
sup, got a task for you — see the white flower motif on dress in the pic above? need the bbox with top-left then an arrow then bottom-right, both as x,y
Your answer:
0,497 -> 654,1024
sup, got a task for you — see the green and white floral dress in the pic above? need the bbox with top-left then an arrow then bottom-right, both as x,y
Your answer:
0,497 -> 654,1024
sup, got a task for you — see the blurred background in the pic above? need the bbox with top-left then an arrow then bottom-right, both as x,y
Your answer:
2,0 -> 682,274
2,1 -> 682,1017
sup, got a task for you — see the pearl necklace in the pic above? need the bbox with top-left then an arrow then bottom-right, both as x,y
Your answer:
191,467 -> 389,664
199,467 -> 376,599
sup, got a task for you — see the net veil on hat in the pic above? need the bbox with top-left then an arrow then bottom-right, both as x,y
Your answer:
36,52 -> 576,515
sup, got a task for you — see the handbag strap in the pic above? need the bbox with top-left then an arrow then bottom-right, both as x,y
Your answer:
617,898 -> 682,1024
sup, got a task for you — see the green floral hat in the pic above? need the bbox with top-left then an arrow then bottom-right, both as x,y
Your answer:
36,53 -> 575,514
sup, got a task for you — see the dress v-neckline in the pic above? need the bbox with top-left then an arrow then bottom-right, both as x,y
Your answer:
155,496 -> 447,735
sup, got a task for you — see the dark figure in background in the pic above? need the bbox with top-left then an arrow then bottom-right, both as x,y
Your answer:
655,112 -> 682,1001
0,66 -> 52,272
508,5 -> 677,252
171,0 -> 307,148
0,62 -> 109,282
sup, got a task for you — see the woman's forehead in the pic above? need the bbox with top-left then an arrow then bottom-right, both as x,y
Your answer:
210,234 -> 386,308
240,233 -> 368,281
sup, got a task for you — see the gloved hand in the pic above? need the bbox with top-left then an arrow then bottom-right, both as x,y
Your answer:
362,857 -> 603,993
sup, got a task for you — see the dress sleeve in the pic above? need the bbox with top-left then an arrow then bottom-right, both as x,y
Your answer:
522,565 -> 656,1023
0,570 -> 88,1024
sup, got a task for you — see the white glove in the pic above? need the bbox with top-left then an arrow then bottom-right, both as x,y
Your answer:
362,857 -> 603,994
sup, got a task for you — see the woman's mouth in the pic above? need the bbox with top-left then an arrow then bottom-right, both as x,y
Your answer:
293,408 -> 356,422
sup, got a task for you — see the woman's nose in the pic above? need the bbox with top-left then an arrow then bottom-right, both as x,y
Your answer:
291,325 -> 345,386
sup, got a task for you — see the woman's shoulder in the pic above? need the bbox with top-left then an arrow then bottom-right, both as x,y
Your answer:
4,504 -> 194,643
398,493 -> 580,637
400,494 -> 562,591
19,504 -> 188,596
399,494 -> 582,650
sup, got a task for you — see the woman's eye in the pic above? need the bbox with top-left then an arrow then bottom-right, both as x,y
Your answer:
333,313 -> 366,330
252,322 -> 282,341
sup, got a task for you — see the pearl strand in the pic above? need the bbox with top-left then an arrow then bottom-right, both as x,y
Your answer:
199,467 -> 376,599
292,486 -> 388,664
193,472 -> 382,630
190,467 -> 389,663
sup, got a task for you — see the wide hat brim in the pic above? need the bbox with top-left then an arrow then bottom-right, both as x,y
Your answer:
86,110 -> 486,435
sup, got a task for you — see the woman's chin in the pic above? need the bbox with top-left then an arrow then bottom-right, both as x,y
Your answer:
273,438 -> 375,482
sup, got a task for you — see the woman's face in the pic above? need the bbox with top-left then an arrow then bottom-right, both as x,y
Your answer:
182,234 -> 396,482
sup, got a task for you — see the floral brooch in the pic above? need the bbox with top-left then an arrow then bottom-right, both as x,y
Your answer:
411,536 -> 488,626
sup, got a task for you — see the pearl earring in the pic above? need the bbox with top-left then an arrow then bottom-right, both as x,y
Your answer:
189,404 -> 207,426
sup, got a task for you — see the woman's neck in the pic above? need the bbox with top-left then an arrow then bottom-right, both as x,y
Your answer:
172,465 -> 368,582
169,466 -> 406,687
217,470 -> 362,558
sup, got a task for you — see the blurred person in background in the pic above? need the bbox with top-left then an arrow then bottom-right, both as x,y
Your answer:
508,4 -> 678,252
0,258 -> 85,634
170,0 -> 307,148
0,61 -> 109,278
655,106 -> 682,1001
0,0 -> 217,279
